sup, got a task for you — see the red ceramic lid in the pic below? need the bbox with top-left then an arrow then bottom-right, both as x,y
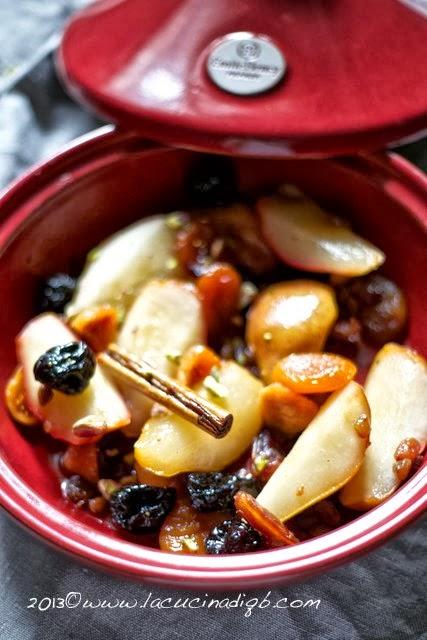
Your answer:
58,0 -> 427,158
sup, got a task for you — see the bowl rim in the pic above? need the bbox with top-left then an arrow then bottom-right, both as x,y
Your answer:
0,126 -> 426,588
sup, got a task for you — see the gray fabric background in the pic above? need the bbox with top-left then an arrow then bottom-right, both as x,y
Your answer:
0,3 -> 426,639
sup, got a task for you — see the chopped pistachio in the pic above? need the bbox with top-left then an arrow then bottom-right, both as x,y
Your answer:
239,281 -> 258,309
87,246 -> 101,263
165,211 -> 187,230
254,454 -> 269,473
235,350 -> 247,366
97,478 -> 120,501
166,257 -> 178,271
203,375 -> 228,399
182,536 -> 199,552
166,350 -> 182,365
210,366 -> 221,382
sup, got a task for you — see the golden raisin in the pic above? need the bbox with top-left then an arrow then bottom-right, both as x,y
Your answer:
61,443 -> 99,484
394,438 -> 421,461
88,496 -> 107,514
4,367 -> 38,426
354,413 -> 370,439
69,305 -> 118,352
393,459 -> 413,483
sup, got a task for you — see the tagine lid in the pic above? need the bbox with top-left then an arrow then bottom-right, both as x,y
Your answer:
58,0 -> 427,158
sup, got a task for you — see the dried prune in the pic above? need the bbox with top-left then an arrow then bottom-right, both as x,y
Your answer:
336,274 -> 407,345
206,518 -> 264,554
39,273 -> 76,313
98,431 -> 134,481
110,484 -> 176,532
327,317 -> 362,359
187,471 -> 259,512
33,341 -> 95,395
188,156 -> 237,207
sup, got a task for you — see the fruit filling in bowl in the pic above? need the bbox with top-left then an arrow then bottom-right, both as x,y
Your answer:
5,156 -> 427,556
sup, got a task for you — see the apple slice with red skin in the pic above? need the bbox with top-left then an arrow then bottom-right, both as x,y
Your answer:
17,313 -> 130,444
257,193 -> 385,277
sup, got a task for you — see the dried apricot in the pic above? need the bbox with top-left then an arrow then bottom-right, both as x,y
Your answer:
4,367 -> 38,426
159,498 -> 228,554
177,345 -> 220,387
61,443 -> 99,484
272,353 -> 357,394
234,490 -> 299,546
260,383 -> 318,436
69,305 -> 118,352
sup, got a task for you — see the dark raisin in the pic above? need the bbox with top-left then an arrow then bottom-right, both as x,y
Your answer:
33,341 -> 95,395
39,273 -> 76,313
110,484 -> 176,532
186,471 -> 259,512
250,429 -> 285,483
336,274 -> 407,345
206,518 -> 264,554
188,156 -> 237,207
98,431 -> 134,480
326,317 -> 362,359
61,475 -> 96,506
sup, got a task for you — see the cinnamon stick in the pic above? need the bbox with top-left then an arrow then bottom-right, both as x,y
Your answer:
98,345 -> 233,439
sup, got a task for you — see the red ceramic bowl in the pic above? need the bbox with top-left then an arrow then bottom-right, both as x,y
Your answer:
0,126 -> 426,589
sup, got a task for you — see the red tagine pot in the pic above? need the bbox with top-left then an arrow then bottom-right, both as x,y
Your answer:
0,0 -> 426,588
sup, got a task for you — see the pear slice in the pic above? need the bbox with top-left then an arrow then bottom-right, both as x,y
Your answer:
117,279 -> 206,431
256,381 -> 370,521
258,193 -> 385,276
17,313 -> 130,444
134,361 -> 263,476
340,344 -> 427,510
66,215 -> 182,317
118,279 -> 205,374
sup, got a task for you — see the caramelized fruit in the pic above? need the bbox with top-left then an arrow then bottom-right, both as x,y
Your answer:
271,352 -> 357,394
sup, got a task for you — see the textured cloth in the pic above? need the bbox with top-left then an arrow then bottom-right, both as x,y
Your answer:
0,3 -> 426,640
